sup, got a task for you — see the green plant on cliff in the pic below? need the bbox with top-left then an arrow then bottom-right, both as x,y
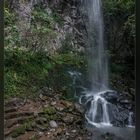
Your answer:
4,48 -> 55,98
4,8 -> 21,48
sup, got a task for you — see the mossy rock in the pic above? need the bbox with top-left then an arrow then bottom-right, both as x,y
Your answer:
43,106 -> 56,115
11,121 -> 33,138
43,106 -> 57,121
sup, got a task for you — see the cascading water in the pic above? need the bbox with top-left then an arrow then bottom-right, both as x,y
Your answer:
86,0 -> 108,91
78,0 -> 135,128
127,112 -> 134,128
80,90 -> 114,127
79,0 -> 111,127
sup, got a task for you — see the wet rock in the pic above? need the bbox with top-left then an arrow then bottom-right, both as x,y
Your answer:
118,99 -> 131,105
108,103 -> 130,127
101,91 -> 119,104
49,120 -> 58,128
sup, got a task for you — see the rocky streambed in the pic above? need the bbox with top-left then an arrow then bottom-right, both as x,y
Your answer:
4,89 -> 135,140
4,90 -> 92,140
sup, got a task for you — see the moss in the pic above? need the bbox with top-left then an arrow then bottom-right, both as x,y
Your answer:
45,114 -> 57,121
43,106 -> 56,115
43,106 -> 57,121
11,121 -> 33,138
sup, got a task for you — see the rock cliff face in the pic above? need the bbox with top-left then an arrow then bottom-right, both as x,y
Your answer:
6,0 -> 87,54
5,0 -> 135,94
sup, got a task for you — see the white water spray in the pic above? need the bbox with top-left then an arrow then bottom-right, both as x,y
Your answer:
86,0 -> 108,91
80,90 -> 113,127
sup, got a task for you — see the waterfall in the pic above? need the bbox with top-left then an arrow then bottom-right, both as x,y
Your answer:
78,0 -> 135,128
82,90 -> 112,127
78,0 -> 111,127
86,0 -> 108,91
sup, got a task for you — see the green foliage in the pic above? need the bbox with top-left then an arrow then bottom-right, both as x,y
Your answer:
43,106 -> 56,115
4,8 -> 21,48
52,53 -> 85,67
103,0 -> 135,18
123,14 -> 135,39
4,8 -> 16,25
58,34 -> 74,54
52,10 -> 64,26
21,6 -> 57,51
11,121 -> 33,138
43,106 -> 57,121
31,6 -> 54,28
5,45 -> 87,99
5,48 -> 55,98
4,69 -> 27,98
45,51 -> 87,101
4,5 -> 58,51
